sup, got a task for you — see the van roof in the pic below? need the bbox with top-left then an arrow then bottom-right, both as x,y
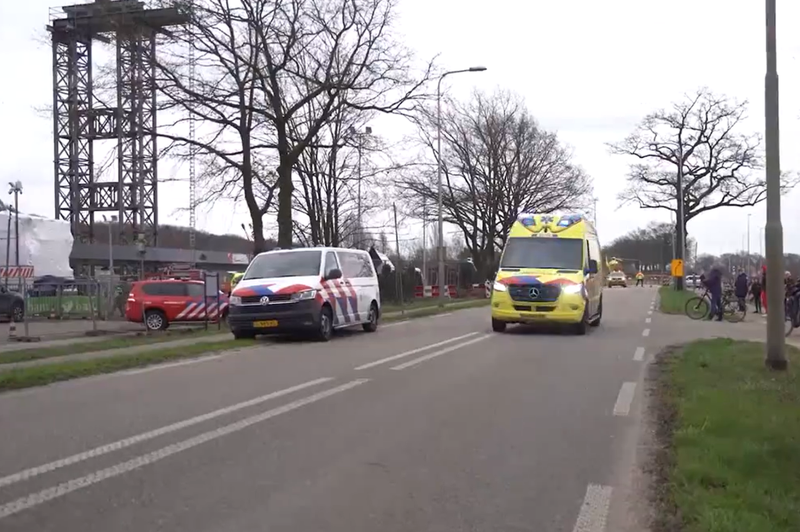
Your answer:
255,246 -> 368,257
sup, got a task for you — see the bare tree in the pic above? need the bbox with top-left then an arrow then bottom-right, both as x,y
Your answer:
400,90 -> 592,278
289,98 -> 383,248
153,0 -> 278,252
609,88 -> 798,240
241,0 -> 433,248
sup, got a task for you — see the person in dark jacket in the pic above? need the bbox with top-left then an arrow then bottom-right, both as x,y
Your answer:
761,265 -> 768,314
734,271 -> 749,312
703,266 -> 724,321
750,277 -> 763,314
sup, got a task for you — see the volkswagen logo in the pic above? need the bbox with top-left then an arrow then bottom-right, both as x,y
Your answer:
260,296 -> 270,305
528,287 -> 540,298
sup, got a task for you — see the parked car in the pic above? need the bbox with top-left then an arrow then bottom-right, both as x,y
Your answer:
607,272 -> 627,288
125,279 -> 229,331
0,285 -> 24,322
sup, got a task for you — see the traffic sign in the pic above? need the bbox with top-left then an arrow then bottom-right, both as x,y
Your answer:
671,259 -> 684,277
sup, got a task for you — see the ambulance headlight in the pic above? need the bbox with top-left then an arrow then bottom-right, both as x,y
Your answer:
492,281 -> 507,292
562,284 -> 584,295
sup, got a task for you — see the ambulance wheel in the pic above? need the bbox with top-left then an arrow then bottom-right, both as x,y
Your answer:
492,318 -> 506,333
144,309 -> 168,331
574,306 -> 589,335
362,302 -> 379,332
316,305 -> 334,342
590,297 -> 603,327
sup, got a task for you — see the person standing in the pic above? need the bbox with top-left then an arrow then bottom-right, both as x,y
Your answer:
750,276 -> 763,314
734,270 -> 749,312
635,270 -> 644,287
761,265 -> 768,314
703,266 -> 724,321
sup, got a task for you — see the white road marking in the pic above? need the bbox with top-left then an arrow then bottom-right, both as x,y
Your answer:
0,377 -> 334,489
381,321 -> 407,328
633,347 -> 645,361
354,332 -> 479,370
391,334 -> 491,370
430,312 -> 453,319
0,379 -> 369,520
613,382 -> 637,416
642,328 -> 650,337
645,317 -> 652,324
647,310 -> 653,315
572,483 -> 613,532
120,355 -> 226,375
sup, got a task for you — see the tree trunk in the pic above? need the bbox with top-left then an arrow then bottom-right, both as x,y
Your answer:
277,160 -> 294,248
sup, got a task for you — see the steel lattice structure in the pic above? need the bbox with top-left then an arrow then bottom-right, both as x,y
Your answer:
49,0 -> 187,245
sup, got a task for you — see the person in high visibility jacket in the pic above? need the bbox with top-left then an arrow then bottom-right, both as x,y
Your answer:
635,271 -> 644,287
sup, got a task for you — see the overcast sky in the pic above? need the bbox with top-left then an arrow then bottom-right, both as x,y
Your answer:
2,0 -> 800,256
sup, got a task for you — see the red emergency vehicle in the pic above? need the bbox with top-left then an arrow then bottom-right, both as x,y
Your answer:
125,276 -> 229,330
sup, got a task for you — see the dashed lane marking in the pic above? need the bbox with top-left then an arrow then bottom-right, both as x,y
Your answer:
572,483 -> 613,532
613,382 -> 636,416
633,347 -> 645,361
642,329 -> 650,337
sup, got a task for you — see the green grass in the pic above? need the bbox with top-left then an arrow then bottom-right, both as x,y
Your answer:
0,326 -> 229,365
382,298 -> 490,320
659,285 -> 698,314
655,339 -> 800,532
0,338 -> 256,392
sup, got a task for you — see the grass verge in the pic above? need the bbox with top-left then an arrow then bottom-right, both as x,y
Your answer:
0,338 -> 256,392
0,326 -> 230,365
658,285 -> 697,315
650,339 -> 800,532
383,298 -> 489,321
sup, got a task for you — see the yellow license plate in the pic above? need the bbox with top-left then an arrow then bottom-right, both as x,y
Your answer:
253,320 -> 278,328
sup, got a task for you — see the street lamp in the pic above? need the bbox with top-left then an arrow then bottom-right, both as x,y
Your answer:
436,66 -> 487,305
7,181 -> 22,270
348,125 -> 372,248
764,0 -> 786,370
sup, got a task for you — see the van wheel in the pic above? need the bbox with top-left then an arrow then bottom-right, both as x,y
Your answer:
362,302 -> 379,332
144,309 -> 168,331
574,306 -> 589,335
590,297 -> 603,327
232,329 -> 256,340
316,306 -> 333,342
492,318 -> 506,333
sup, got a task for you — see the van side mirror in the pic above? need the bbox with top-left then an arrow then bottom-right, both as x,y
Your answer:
325,268 -> 342,280
587,259 -> 598,274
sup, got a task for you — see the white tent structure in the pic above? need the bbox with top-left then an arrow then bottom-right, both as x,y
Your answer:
0,207 -> 73,278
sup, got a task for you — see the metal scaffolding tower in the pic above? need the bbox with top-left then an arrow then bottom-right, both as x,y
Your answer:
49,0 -> 187,245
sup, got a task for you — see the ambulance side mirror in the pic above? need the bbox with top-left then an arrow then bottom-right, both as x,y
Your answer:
587,260 -> 598,274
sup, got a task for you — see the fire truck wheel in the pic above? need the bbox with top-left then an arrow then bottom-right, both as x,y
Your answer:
144,309 -> 168,331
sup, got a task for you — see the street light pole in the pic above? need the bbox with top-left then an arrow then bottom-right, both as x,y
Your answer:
437,66 -> 487,305
349,126 -> 371,249
747,213 -> 751,271
8,182 -> 22,270
764,0 -> 786,369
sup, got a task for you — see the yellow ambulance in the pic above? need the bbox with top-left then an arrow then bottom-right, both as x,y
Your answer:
490,213 -> 603,335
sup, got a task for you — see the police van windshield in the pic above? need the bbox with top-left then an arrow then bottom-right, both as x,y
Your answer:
500,237 -> 584,270
244,250 -> 322,279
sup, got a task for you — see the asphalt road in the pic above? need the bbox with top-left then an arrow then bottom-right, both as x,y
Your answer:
0,287 -> 666,532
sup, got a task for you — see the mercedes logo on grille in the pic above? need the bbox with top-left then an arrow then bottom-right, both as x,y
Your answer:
528,287 -> 540,298
260,296 -> 270,305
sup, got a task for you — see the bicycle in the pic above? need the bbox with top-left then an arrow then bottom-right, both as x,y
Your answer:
684,287 -> 746,323
783,281 -> 800,336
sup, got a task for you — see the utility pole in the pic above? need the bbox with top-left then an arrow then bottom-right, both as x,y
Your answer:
422,200 -> 427,284
764,0 -> 787,369
350,126 -> 371,249
393,203 -> 404,314
747,213 -> 752,273
675,144 -> 686,290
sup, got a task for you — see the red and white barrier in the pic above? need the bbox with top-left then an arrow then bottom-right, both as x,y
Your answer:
414,285 -> 457,298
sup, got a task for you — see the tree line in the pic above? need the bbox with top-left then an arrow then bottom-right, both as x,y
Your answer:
140,3 -> 792,272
